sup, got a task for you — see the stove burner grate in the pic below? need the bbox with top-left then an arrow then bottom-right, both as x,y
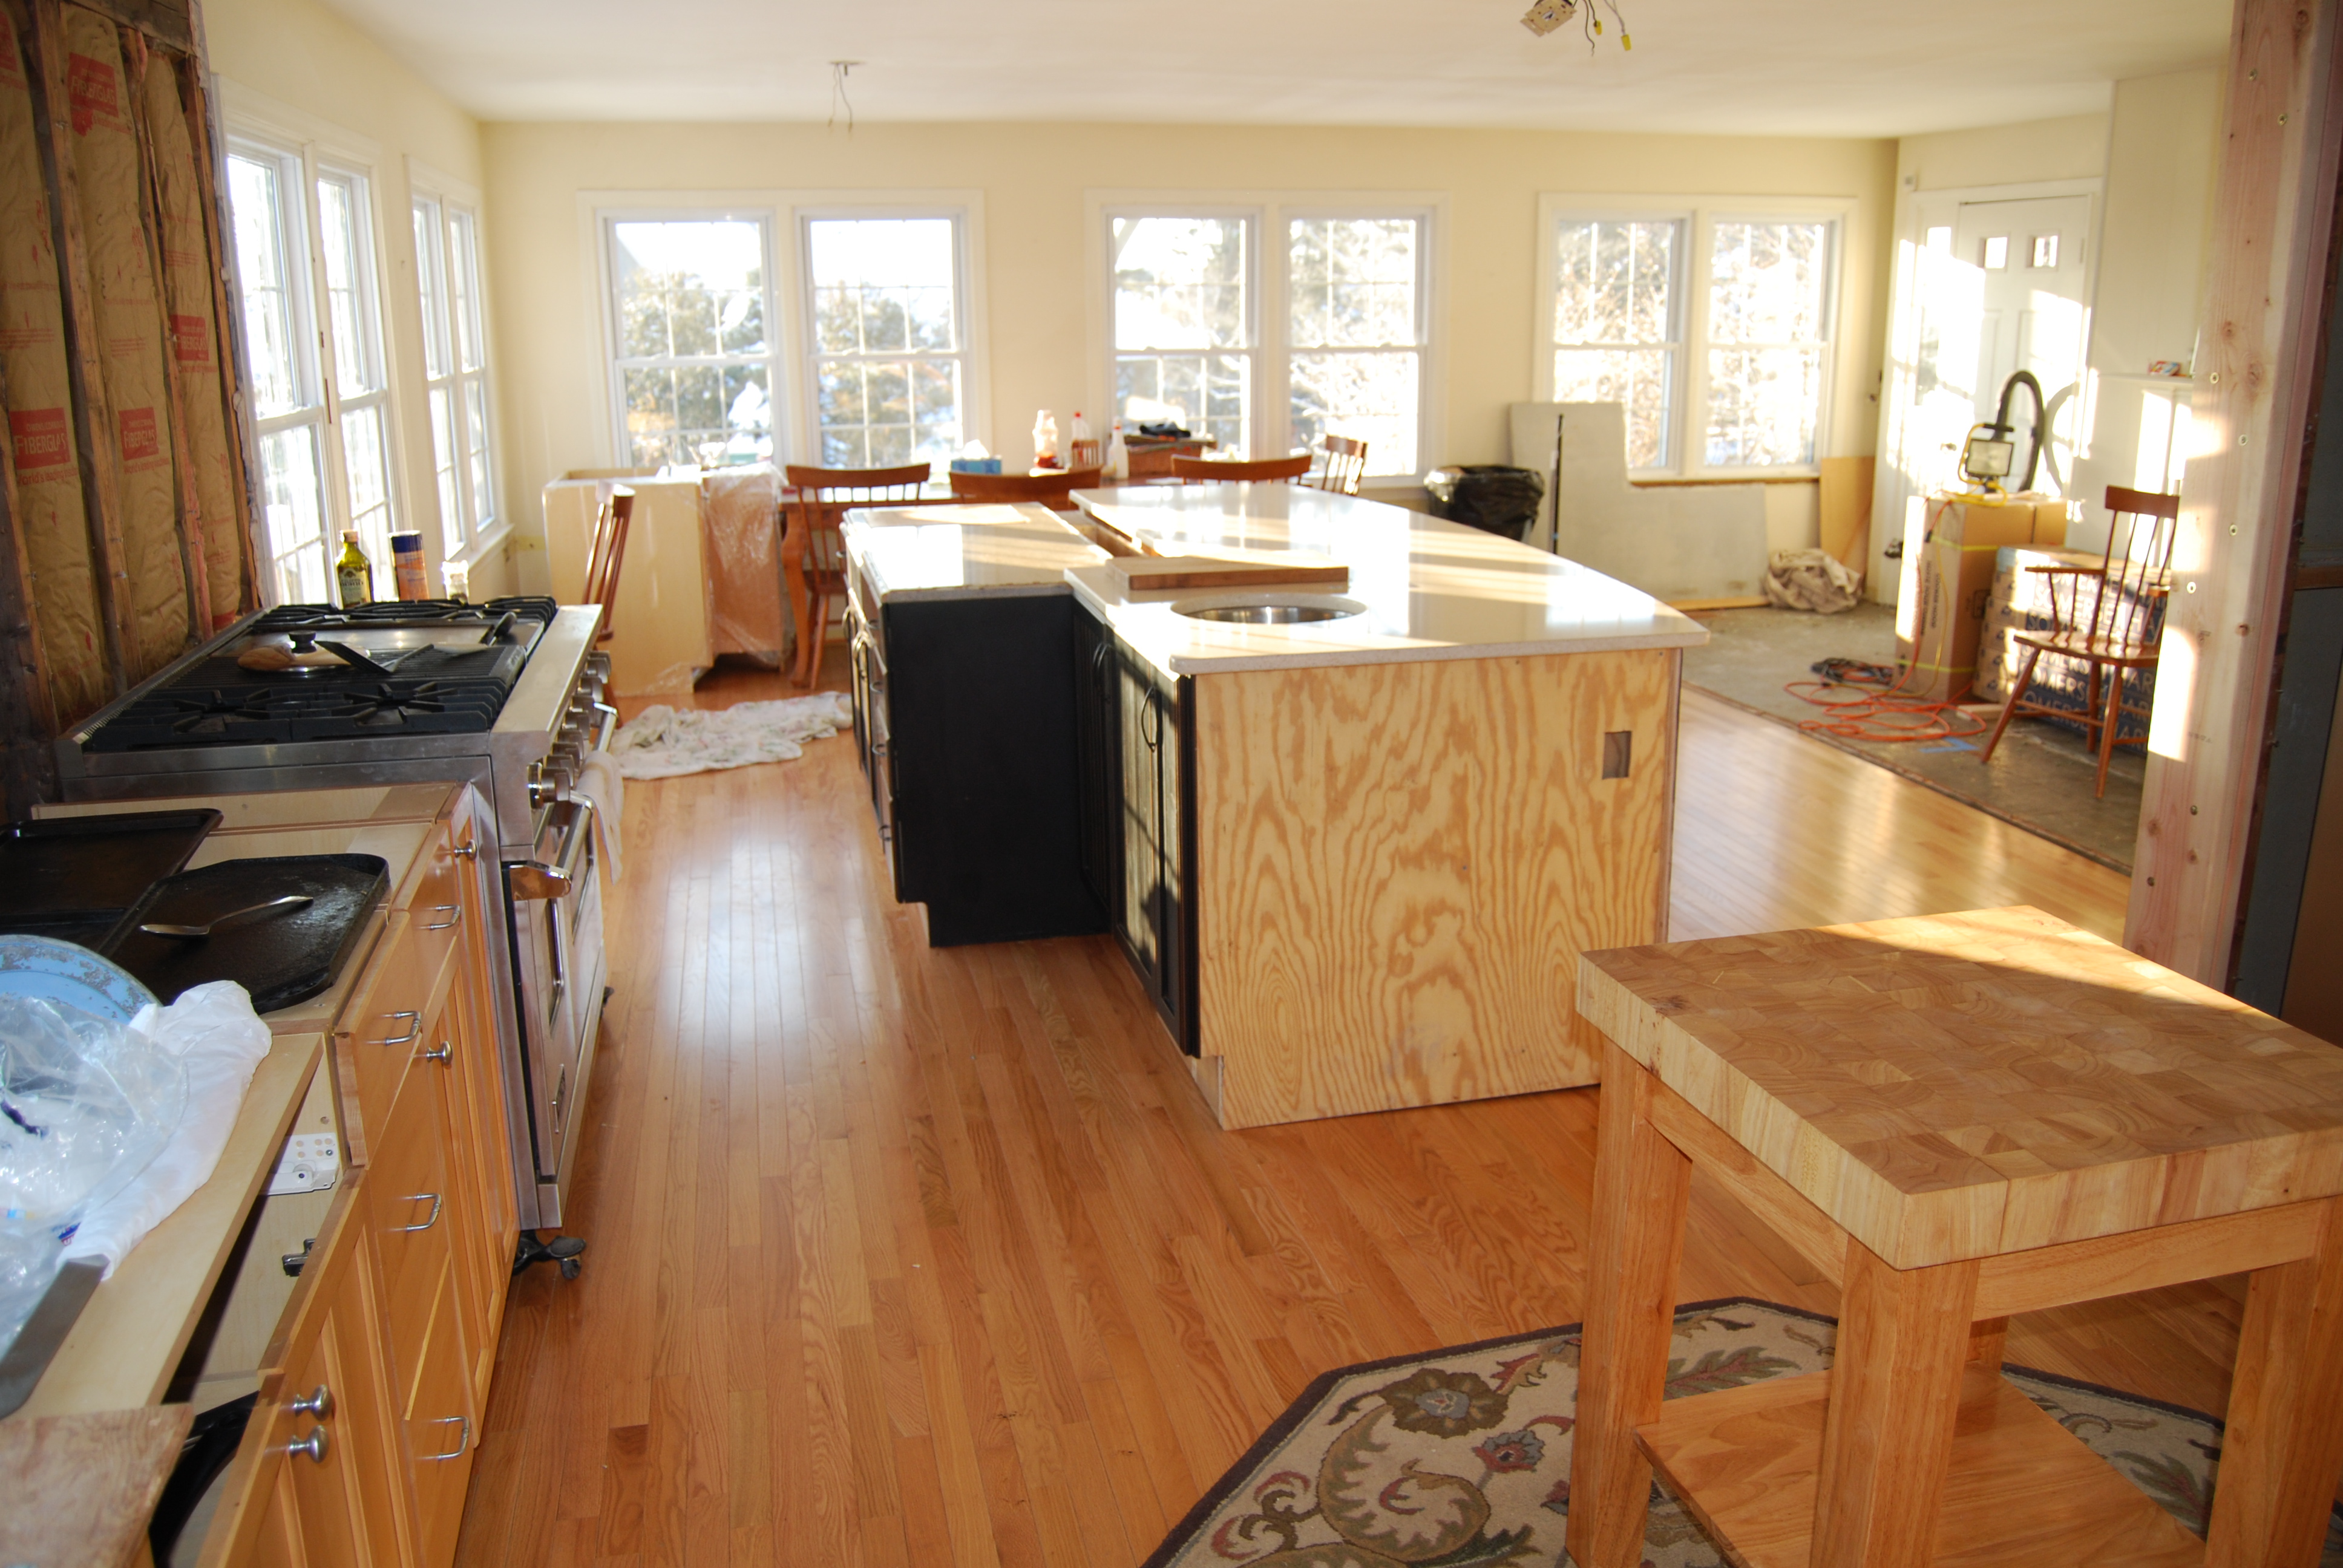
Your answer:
88,677 -> 514,751
252,596 -> 559,633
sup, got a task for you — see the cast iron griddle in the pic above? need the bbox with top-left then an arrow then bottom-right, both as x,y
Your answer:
0,810 -> 223,948
103,854 -> 389,1012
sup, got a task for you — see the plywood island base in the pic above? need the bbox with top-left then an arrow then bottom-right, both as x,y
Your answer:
1188,647 -> 1679,1129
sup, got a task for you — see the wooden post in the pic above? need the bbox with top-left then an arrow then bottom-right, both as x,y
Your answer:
2127,0 -> 2343,982
1564,1037 -> 1693,1568
0,364 -> 62,816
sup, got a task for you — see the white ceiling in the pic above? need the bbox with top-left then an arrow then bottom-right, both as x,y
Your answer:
316,0 -> 2230,137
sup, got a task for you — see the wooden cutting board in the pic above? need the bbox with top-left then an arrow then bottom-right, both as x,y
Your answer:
1107,554 -> 1348,590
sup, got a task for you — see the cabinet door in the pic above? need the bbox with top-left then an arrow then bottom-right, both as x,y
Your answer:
430,979 -> 510,1405
197,1177 -> 399,1568
1115,642 -> 1165,989
1073,606 -> 1119,912
401,1256 -> 480,1568
1151,660 -> 1195,1054
365,1037 -> 462,1413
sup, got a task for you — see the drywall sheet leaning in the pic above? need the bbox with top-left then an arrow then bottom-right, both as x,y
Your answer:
63,4 -> 191,675
1508,402 -> 1767,604
0,2 -> 106,722
542,478 -> 712,696
701,465 -> 785,665
136,44 -> 240,626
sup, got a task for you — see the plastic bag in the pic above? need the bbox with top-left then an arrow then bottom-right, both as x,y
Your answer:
1763,547 -> 1865,614
0,993 -> 186,1346
1424,465 -> 1547,540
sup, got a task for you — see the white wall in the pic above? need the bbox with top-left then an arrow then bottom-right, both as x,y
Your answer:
481,119 -> 1898,592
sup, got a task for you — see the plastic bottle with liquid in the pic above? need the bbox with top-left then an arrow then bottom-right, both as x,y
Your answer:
1033,410 -> 1063,470
1105,419 -> 1129,482
335,530 -> 374,608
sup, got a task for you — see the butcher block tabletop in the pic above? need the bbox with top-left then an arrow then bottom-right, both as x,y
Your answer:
1576,905 -> 2343,1269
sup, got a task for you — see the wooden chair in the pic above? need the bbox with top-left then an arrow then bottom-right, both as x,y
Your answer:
782,462 -> 930,686
1167,454 -> 1312,485
580,485 -> 634,645
1978,483 -> 2180,797
1310,434 -> 1369,495
945,466 -> 1103,506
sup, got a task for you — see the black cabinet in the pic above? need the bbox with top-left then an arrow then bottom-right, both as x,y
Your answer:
1073,604 -> 1198,1054
851,593 -> 1106,946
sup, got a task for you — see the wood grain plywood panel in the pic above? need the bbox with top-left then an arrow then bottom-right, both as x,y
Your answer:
1194,647 -> 1676,1128
1634,1363 -> 2207,1568
1578,906 -> 2343,1268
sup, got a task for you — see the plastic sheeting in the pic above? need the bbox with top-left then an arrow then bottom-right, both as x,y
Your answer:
134,44 -> 240,626
0,4 -> 108,724
700,464 -> 785,667
64,5 -> 193,676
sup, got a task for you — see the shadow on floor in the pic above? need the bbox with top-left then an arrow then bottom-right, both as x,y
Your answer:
1681,603 -> 2145,873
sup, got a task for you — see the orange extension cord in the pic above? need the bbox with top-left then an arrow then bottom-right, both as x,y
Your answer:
1784,495 -> 1992,745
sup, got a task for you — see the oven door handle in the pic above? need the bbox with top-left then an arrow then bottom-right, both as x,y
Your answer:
510,799 -> 594,900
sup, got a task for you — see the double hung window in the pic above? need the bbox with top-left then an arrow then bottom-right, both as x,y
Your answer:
416,195 -> 497,557
607,217 -> 773,471
804,215 -> 969,469
224,141 -> 401,604
1107,206 -> 1430,480
1541,201 -> 1840,474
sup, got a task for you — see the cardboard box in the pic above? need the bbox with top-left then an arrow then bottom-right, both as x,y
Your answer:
1895,492 -> 2070,702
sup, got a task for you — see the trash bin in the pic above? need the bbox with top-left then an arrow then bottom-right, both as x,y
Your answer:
1424,465 -> 1546,541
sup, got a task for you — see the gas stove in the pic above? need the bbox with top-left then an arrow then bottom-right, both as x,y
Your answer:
85,598 -> 557,752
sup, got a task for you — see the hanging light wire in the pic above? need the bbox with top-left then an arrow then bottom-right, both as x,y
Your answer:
828,60 -> 860,132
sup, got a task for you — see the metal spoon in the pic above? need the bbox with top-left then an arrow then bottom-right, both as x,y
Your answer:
140,894 -> 313,939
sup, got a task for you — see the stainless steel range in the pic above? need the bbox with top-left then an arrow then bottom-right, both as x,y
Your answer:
54,597 -> 614,1236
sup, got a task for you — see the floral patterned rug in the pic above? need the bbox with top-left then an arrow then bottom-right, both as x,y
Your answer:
1142,1297 -> 2343,1568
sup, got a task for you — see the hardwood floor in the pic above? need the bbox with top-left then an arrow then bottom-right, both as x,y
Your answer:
453,661 -> 2249,1568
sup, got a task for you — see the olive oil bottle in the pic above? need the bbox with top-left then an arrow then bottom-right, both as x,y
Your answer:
335,530 -> 374,608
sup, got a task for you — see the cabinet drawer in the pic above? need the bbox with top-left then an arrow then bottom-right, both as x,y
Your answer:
400,822 -> 471,995
363,1053 -> 459,1406
330,920 -> 422,1166
402,1257 -> 479,1568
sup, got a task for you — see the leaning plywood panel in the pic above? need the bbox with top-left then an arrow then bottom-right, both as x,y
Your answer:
0,3 -> 108,722
1191,647 -> 1679,1128
133,38 -> 237,624
59,2 -> 191,675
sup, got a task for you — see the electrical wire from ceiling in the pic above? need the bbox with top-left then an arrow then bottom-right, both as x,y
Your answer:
828,59 -> 860,132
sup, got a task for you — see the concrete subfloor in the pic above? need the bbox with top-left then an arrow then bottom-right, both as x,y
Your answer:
1680,602 -> 2145,872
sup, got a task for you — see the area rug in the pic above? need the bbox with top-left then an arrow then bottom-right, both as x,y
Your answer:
1680,604 -> 2143,873
606,691 -> 854,780
1142,1297 -> 2343,1567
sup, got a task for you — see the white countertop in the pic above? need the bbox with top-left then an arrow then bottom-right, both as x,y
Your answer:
1069,484 -> 1709,675
842,503 -> 1109,602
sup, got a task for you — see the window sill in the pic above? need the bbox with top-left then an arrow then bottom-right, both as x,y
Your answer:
1631,471 -> 1820,487
449,521 -> 513,567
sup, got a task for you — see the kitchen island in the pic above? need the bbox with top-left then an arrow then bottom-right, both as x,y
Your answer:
1069,483 -> 1706,1130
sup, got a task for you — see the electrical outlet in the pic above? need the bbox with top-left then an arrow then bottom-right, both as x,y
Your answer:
267,1131 -> 341,1196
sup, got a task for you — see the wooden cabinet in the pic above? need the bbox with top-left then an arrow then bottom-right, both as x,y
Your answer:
1074,606 -> 1198,1054
203,792 -> 516,1568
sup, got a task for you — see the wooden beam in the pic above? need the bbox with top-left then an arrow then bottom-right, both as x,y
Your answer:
2128,0 -> 2343,982
0,365 -> 62,817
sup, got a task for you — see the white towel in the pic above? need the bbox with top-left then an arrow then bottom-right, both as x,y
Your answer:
574,749 -> 625,882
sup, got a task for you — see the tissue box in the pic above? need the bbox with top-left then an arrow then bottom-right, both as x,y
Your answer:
949,457 -> 1002,475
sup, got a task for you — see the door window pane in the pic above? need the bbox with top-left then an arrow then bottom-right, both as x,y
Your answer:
1550,217 -> 1681,469
1704,220 -> 1832,466
1113,215 -> 1251,452
803,216 -> 963,472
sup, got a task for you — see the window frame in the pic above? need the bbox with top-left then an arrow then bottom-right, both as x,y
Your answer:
411,169 -> 500,563
598,209 -> 782,473
794,204 -> 980,474
1535,192 -> 1850,479
221,122 -> 407,606
1089,191 -> 1446,486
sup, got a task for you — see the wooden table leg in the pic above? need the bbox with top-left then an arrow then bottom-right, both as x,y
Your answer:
2206,1195 -> 2343,1568
1810,1239 -> 1979,1568
1565,1037 -> 1693,1568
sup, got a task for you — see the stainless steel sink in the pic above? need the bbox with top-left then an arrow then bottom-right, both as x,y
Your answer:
1174,596 -> 1363,625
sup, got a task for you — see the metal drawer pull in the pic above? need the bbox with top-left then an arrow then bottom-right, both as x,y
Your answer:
423,1414 -> 472,1461
287,1385 -> 333,1419
371,1011 -> 422,1046
399,1192 -> 443,1232
286,1428 -> 329,1464
422,903 -> 462,930
419,1040 -> 453,1065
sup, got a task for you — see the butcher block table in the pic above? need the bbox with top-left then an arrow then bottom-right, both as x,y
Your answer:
1565,906 -> 2343,1568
